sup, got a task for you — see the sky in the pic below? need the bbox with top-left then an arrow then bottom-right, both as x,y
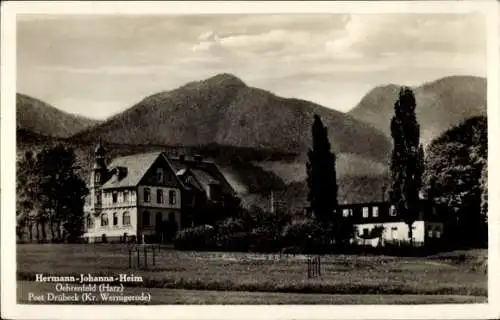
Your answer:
17,13 -> 486,120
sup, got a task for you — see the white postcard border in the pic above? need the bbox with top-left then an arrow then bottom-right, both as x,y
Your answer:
2,1 -> 499,319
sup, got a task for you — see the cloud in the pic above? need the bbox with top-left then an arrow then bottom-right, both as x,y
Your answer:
17,13 -> 487,119
325,14 -> 485,58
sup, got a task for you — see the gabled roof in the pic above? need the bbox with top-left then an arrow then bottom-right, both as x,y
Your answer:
169,156 -> 235,195
100,152 -> 162,189
191,168 -> 219,185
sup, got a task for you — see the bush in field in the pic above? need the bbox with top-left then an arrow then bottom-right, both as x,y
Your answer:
173,225 -> 216,250
281,218 -> 323,251
217,217 -> 245,234
213,218 -> 249,251
249,225 -> 282,253
215,231 -> 251,251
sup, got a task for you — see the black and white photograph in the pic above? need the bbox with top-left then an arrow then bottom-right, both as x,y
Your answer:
1,1 -> 499,319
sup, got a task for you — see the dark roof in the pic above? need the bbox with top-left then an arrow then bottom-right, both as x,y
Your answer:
191,168 -> 219,185
169,157 -> 234,195
97,153 -> 233,194
100,152 -> 162,189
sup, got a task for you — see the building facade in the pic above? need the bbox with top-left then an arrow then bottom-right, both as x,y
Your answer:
338,201 -> 444,247
83,142 -> 236,243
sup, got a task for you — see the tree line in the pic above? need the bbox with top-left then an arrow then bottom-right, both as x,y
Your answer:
16,145 -> 88,243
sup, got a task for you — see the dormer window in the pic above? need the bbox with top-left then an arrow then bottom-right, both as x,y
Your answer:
157,168 -> 164,183
209,184 -> 222,201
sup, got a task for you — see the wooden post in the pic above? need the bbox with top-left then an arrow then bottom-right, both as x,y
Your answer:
136,248 -> 140,268
307,258 -> 311,279
153,247 -> 156,266
318,256 -> 321,277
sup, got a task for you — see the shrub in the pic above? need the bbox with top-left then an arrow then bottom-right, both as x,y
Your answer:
213,218 -> 249,251
217,217 -> 245,234
281,218 -> 323,251
215,231 -> 251,251
173,225 -> 216,250
249,226 -> 282,253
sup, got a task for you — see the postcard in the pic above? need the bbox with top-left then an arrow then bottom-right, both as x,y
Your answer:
1,1 -> 499,319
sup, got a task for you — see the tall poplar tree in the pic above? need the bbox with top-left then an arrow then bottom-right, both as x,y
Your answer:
390,87 -> 424,246
306,115 -> 338,238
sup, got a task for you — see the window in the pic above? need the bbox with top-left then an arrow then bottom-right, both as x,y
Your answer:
113,212 -> 118,226
123,191 -> 129,203
428,230 -> 433,238
391,227 -> 398,231
143,211 -> 150,226
390,205 -> 396,216
169,190 -> 176,205
363,228 -> 369,236
144,188 -> 151,203
96,193 -> 102,205
362,207 -> 369,218
156,212 -> 163,226
157,189 -> 164,204
343,209 -> 350,217
372,206 -> 379,217
112,192 -> 118,203
123,212 -> 130,225
101,213 -> 109,227
157,168 -> 164,183
87,216 -> 94,229
210,184 -> 222,200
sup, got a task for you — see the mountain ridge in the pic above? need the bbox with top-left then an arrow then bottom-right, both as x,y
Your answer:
16,93 -> 102,138
348,75 -> 486,145
71,73 -> 392,163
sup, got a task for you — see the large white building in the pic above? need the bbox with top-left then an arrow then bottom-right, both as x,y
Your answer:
338,201 -> 444,247
83,142 -> 235,243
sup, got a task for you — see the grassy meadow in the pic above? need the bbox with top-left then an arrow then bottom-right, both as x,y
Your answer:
17,244 -> 487,304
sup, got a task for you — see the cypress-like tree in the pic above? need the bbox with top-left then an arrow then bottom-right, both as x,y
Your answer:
306,115 -> 338,237
390,87 -> 424,246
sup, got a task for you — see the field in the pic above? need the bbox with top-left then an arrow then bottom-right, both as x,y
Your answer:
17,244 -> 488,304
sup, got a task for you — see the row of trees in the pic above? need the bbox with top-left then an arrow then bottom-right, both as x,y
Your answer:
16,145 -> 88,243
303,88 -> 425,248
304,87 -> 487,249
